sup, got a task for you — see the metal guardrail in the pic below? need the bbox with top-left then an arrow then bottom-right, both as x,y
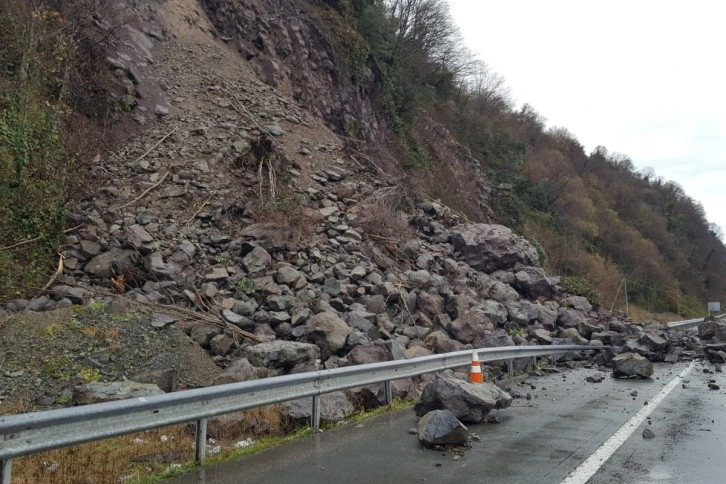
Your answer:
667,313 -> 726,330
0,344 -> 595,482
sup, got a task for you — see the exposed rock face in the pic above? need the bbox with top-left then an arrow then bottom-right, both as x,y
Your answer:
200,0 -> 381,138
450,224 -> 539,272
612,352 -> 654,379
414,375 -> 513,423
417,410 -> 469,447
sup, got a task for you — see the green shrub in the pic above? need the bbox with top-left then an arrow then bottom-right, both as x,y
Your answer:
561,276 -> 600,308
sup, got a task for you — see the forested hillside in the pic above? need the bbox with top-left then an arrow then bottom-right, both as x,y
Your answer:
310,0 -> 726,314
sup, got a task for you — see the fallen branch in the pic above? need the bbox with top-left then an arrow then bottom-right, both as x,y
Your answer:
0,224 -> 83,252
42,252 -> 66,291
185,194 -> 213,225
131,127 -> 178,165
116,170 -> 169,210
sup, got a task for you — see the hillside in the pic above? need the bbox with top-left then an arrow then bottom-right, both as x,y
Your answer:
0,0 -> 723,409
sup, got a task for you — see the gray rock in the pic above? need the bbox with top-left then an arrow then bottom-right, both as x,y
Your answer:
50,285 -> 92,304
417,410 -> 469,447
213,358 -> 268,385
85,249 -> 139,279
481,329 -> 515,348
222,309 -> 255,331
446,309 -> 494,344
244,340 -> 320,370
639,332 -> 669,352
276,265 -> 304,286
424,331 -> 465,354
506,300 -> 540,326
513,267 -> 557,299
73,381 -> 163,404
418,289 -> 445,318
123,224 -> 156,254
130,368 -> 178,392
563,296 -> 593,312
242,247 -> 272,274
532,328 -> 553,345
150,313 -> 177,329
450,224 -> 539,272
346,344 -> 391,365
612,352 -> 654,379
323,277 -> 342,296
280,391 -> 354,427
557,328 -> 588,345
698,320 -> 726,340
209,334 -> 235,356
481,300 -> 508,327
144,253 -> 184,282
414,375 -> 513,423
557,308 -> 587,329
304,312 -> 351,358
190,324 -> 222,348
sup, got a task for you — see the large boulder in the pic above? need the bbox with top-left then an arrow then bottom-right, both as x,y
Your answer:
417,410 -> 469,447
446,309 -> 494,344
304,312 -> 352,359
347,343 -> 391,365
414,375 -> 513,423
505,300 -> 540,326
513,267 -> 557,300
243,341 -> 320,371
424,331 -> 466,354
450,224 -> 539,272
698,319 -> 726,341
84,249 -> 139,279
612,352 -> 653,379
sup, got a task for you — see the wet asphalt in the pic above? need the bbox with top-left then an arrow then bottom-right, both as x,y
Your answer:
166,361 -> 724,484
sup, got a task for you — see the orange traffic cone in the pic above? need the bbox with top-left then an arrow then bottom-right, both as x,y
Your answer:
470,351 -> 484,383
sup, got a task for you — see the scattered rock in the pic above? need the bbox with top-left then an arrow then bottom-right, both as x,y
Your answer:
417,410 -> 469,447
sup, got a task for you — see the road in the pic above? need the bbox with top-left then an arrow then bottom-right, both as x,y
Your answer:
168,361 -> 725,484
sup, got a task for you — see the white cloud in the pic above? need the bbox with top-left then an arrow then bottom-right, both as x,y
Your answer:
447,0 -> 726,231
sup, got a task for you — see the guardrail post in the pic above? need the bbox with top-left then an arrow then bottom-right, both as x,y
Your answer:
384,381 -> 393,407
194,418 -> 207,465
507,359 -> 514,376
2,458 -> 12,484
532,356 -> 537,370
311,395 -> 321,430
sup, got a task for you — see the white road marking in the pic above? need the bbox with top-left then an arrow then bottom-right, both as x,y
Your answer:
560,361 -> 695,484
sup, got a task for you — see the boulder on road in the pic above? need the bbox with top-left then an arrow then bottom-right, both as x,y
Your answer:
414,375 -> 512,423
417,409 -> 469,447
612,352 -> 653,379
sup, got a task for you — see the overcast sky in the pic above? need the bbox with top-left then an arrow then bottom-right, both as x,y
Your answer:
447,0 -> 726,234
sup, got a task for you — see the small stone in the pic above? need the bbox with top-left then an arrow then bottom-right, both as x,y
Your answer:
708,383 -> 720,390
630,390 -> 638,397
642,428 -> 656,439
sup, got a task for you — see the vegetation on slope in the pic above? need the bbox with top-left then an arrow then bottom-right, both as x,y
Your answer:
0,0 -> 112,300
312,0 -> 726,314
